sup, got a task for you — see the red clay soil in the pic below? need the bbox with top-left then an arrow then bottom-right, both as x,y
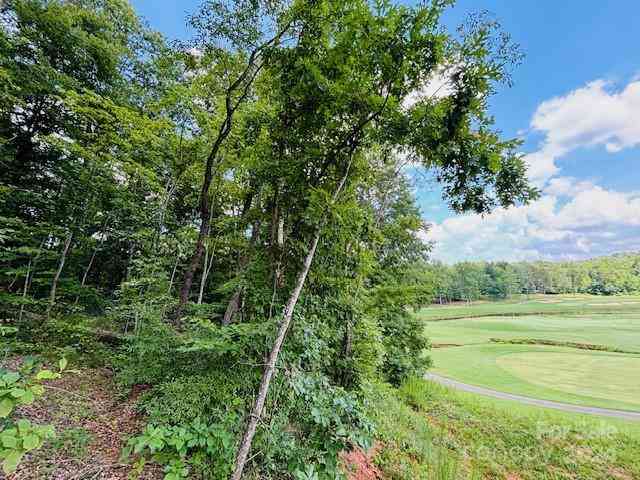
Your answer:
3,363 -> 161,480
339,443 -> 382,480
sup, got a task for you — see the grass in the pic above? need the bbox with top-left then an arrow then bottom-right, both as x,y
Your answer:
368,378 -> 640,479
420,294 -> 640,412
429,344 -> 640,411
417,294 -> 640,321
423,313 -> 640,351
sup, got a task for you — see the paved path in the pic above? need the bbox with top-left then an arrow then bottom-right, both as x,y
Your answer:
425,372 -> 640,421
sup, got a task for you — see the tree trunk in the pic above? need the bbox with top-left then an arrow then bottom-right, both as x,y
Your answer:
222,288 -> 242,325
176,172 -> 214,319
168,254 -> 180,295
222,218 -> 260,325
230,159 -> 352,480
46,231 -> 73,320
198,242 -> 215,304
175,32 -> 282,320
74,225 -> 107,305
18,257 -> 32,322
230,229 -> 321,480
341,316 -> 353,386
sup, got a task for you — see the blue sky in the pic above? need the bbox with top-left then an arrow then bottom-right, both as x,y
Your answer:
131,0 -> 640,263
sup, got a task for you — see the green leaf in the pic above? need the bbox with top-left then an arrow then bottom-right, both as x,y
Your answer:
2,450 -> 24,474
2,373 -> 19,385
35,370 -> 59,380
30,385 -> 45,396
22,434 -> 40,451
0,398 -> 13,418
19,389 -> 35,405
10,388 -> 25,398
0,432 -> 18,449
58,358 -> 68,372
16,419 -> 31,433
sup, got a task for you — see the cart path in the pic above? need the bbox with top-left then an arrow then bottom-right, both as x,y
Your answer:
425,372 -> 640,421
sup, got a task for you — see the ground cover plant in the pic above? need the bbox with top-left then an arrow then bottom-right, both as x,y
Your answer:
370,378 -> 640,480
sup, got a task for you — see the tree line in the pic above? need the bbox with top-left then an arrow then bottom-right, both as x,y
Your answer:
427,252 -> 640,303
0,0 -> 536,478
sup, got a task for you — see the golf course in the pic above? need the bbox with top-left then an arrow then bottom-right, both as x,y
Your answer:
421,295 -> 640,413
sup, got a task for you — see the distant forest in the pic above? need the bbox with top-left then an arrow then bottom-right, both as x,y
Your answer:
426,252 -> 640,302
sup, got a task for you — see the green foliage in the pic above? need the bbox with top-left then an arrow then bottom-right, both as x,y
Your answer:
0,0 -> 541,477
124,420 -> 236,480
351,317 -> 386,384
427,253 -> 640,303
0,358 -> 67,474
137,372 -> 250,426
0,419 -> 55,475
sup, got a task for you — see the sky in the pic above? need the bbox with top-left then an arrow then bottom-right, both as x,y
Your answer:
130,0 -> 640,263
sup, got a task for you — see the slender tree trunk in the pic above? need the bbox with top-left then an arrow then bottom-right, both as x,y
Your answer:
74,224 -> 107,305
222,219 -> 260,325
198,242 -> 215,304
230,160 -> 352,480
168,254 -> 180,295
222,289 -> 242,325
230,229 -> 321,480
73,247 -> 98,305
176,156 -> 217,318
341,316 -> 353,386
19,238 -> 46,322
175,21 -> 294,321
46,231 -> 73,320
18,258 -> 32,322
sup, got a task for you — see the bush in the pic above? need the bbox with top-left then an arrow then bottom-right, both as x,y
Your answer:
378,309 -> 431,385
137,371 -> 253,426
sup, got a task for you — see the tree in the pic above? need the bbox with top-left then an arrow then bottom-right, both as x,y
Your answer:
230,1 -> 537,476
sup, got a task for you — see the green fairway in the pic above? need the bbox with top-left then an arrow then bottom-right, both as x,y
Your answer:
422,295 -> 640,413
497,351 -> 640,406
417,294 -> 640,321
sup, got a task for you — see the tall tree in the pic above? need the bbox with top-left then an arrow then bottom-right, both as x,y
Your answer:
231,1 -> 537,476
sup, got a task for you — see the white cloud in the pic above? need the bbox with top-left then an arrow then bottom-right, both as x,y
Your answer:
403,67 -> 456,109
426,180 -> 640,263
525,78 -> 640,183
543,176 -> 595,197
424,76 -> 640,262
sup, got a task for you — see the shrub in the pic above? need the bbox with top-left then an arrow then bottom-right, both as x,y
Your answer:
0,357 -> 67,474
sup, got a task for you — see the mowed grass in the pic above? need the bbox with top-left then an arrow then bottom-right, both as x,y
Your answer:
429,344 -> 640,411
417,294 -> 640,321
424,313 -> 640,351
421,295 -> 640,412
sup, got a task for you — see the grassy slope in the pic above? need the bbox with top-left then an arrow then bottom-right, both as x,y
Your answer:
369,378 -> 640,480
421,294 -> 640,411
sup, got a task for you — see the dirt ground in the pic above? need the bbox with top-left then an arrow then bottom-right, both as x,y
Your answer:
1,360 -> 161,480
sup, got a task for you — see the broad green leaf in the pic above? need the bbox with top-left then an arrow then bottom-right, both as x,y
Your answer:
30,385 -> 45,396
2,373 -> 19,385
0,433 -> 18,449
58,358 -> 68,371
22,434 -> 40,451
2,450 -> 24,474
0,399 -> 13,418
35,370 -> 59,380
19,389 -> 34,405
10,388 -> 25,398
16,419 -> 30,433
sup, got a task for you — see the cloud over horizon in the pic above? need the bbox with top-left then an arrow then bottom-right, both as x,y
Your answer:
426,77 -> 640,263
